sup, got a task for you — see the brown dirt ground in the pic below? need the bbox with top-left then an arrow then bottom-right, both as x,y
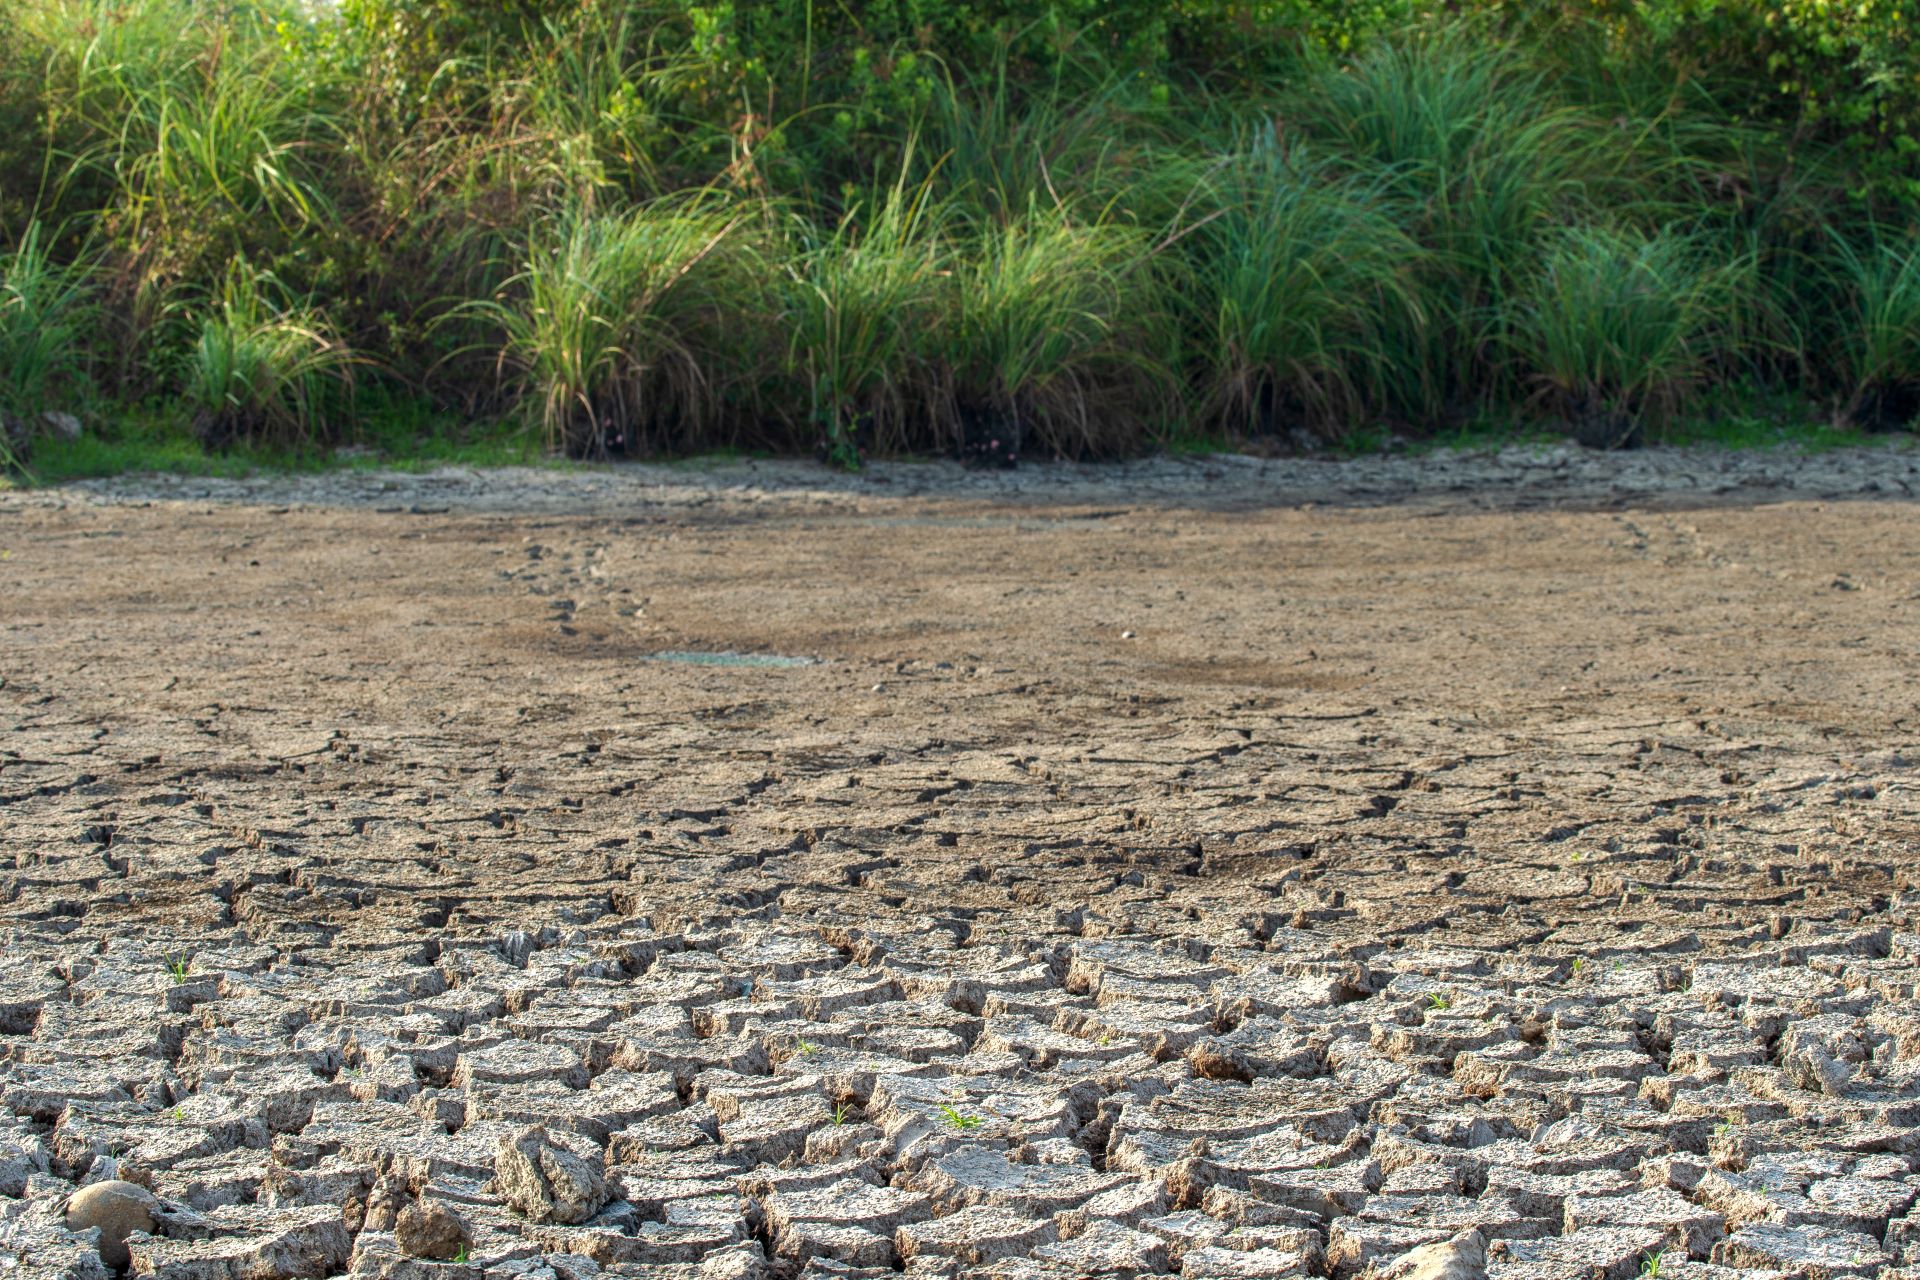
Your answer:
3,447 -> 1915,947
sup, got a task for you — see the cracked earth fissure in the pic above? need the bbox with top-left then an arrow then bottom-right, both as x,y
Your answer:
2,446 -> 1919,1279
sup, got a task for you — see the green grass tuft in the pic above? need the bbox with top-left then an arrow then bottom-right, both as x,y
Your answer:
1506,223 -> 1730,446
944,206 -> 1178,461
784,173 -> 949,467
1187,140 -> 1420,440
0,222 -> 96,469
477,198 -> 764,458
181,262 -> 358,449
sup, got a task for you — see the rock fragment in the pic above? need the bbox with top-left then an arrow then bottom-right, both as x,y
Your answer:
395,1199 -> 472,1260
1375,1229 -> 1487,1280
495,1126 -> 609,1224
63,1179 -> 160,1271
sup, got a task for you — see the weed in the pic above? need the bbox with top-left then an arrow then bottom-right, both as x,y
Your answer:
1506,223 -> 1732,446
451,1243 -> 470,1265
477,198 -> 764,458
1186,141 -> 1419,440
936,1104 -> 985,1132
1827,230 -> 1920,429
944,206 -> 1178,462
1293,29 -> 1601,418
1640,1252 -> 1663,1277
0,222 -> 95,470
181,262 -> 357,449
163,953 -> 190,983
832,1101 -> 849,1126
1427,991 -> 1451,1011
3,1 -> 1917,469
784,172 -> 947,466
795,1039 -> 818,1058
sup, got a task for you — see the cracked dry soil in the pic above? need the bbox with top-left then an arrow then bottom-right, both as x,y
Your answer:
2,445 -> 1919,1280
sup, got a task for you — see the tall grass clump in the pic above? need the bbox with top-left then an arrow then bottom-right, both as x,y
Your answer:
785,180 -> 949,466
1827,233 -> 1920,430
1506,224 -> 1731,446
1294,31 -> 1600,420
481,201 -> 765,458
1188,140 -> 1421,438
0,224 -> 97,468
943,208 -> 1177,462
919,56 -> 1140,224
24,0 -> 335,349
4,0 -> 1919,467
182,262 -> 357,449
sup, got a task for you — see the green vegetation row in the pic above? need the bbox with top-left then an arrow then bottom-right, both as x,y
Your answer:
2,0 -> 1920,473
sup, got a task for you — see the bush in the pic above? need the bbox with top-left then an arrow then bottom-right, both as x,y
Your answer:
182,263 -> 357,448
480,200 -> 766,457
1828,232 -> 1920,429
1506,223 -> 1730,444
784,179 -> 950,465
4,0 -> 1918,463
0,223 -> 96,463
1566,0 -> 1920,211
943,207 -> 1177,461
1187,141 -> 1420,437
1294,32 -> 1602,419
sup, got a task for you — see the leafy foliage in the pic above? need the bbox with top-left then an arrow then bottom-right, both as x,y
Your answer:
182,262 -> 357,448
1506,224 -> 1731,443
477,200 -> 764,457
0,223 -> 95,430
1,0 -> 1917,467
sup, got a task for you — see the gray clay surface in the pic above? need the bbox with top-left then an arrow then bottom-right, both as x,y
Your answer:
3,444 -> 1919,1278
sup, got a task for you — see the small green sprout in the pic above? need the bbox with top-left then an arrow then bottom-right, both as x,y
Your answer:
833,1102 -> 850,1126
936,1104 -> 984,1132
1640,1253 -> 1662,1278
452,1243 -> 470,1264
1427,992 -> 1451,1011
1098,1032 -> 1113,1047
796,1039 -> 818,1058
164,954 -> 190,983
1570,956 -> 1585,976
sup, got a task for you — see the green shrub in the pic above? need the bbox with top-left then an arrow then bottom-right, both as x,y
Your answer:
784,179 -> 950,466
943,207 -> 1177,460
480,200 -> 766,457
182,262 -> 358,448
1567,0 -> 1920,211
1294,31 -> 1602,419
1188,141 -> 1420,437
1506,223 -> 1731,444
0,223 -> 96,466
4,0 -> 1919,463
19,0 -> 338,358
1827,232 -> 1920,429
